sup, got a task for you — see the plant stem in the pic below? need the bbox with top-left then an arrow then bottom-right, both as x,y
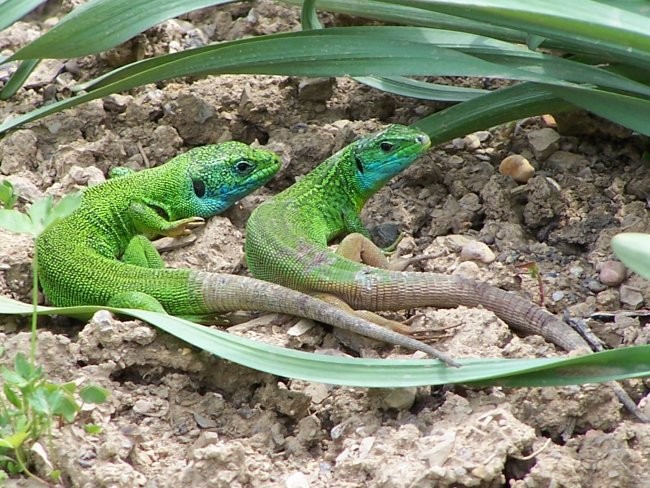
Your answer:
30,244 -> 38,364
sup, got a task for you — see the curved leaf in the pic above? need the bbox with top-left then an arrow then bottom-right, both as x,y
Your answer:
1,295 -> 650,388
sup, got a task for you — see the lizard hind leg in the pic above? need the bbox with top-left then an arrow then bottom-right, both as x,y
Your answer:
314,292 -> 412,335
121,235 -> 165,268
337,233 -> 439,272
107,291 -> 168,314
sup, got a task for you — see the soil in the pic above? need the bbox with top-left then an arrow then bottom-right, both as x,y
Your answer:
1,2 -> 650,487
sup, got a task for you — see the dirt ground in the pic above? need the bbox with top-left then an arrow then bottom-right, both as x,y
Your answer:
1,1 -> 650,487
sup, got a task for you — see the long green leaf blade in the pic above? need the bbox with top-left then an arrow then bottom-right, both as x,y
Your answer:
0,0 -> 46,32
414,82 -> 570,143
8,0 -> 239,60
377,0 -> 650,65
1,295 -> 649,388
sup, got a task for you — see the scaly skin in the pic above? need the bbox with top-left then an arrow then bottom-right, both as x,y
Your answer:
245,125 -> 588,350
37,141 -> 456,365
244,125 -> 647,420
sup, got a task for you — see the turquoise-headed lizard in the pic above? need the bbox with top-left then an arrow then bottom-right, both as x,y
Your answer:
36,141 -> 455,364
244,125 -> 645,419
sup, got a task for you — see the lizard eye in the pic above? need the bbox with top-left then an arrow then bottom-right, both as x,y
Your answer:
235,160 -> 254,174
192,179 -> 206,198
379,141 -> 394,152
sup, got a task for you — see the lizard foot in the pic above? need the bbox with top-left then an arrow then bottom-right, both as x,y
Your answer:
166,217 -> 205,237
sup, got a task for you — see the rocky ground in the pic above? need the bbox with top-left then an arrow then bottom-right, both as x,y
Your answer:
1,1 -> 650,487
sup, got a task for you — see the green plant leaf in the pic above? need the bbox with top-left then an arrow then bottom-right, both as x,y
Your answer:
79,385 -> 109,404
26,196 -> 53,236
0,209 -> 34,235
51,394 -> 79,423
0,59 -> 40,100
611,233 -> 650,281
26,388 -> 51,416
1,295 -> 650,388
13,354 -> 35,382
0,431 -> 29,450
374,0 -> 650,65
83,424 -> 103,435
0,181 -> 17,209
47,192 -> 82,228
0,0 -> 47,32
7,0 -> 239,61
2,384 -> 22,409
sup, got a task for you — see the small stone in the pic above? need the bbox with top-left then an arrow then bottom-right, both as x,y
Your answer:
598,260 -> 627,287
438,234 -> 471,252
452,261 -> 480,280
620,285 -> 644,309
527,128 -> 560,160
378,387 -> 417,410
460,241 -> 495,264
584,278 -> 607,293
285,471 -> 310,488
551,291 -> 565,302
474,130 -> 491,142
596,289 -> 620,308
462,133 -> 481,151
297,77 -> 335,102
103,94 -> 132,113
499,154 -> 535,183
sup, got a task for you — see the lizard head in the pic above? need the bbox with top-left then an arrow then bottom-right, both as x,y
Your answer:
350,124 -> 431,197
184,141 -> 281,218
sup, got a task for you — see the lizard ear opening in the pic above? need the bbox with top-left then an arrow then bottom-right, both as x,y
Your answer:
192,179 -> 206,198
354,153 -> 364,174
379,141 -> 394,152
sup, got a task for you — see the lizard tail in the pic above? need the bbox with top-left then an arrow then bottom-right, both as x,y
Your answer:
336,270 -> 590,353
191,272 -> 460,366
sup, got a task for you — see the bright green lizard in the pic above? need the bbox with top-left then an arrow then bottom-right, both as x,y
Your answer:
244,124 -> 645,420
36,141 -> 456,365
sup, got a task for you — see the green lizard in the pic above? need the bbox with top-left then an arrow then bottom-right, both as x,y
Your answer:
244,125 -> 645,419
36,141 -> 456,365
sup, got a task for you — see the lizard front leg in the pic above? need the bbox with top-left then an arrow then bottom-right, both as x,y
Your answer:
127,201 -> 205,238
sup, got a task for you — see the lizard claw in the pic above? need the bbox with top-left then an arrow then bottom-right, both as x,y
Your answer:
167,217 -> 205,237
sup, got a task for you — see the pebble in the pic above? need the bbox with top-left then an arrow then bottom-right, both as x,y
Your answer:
584,278 -> 607,293
597,260 -> 627,287
285,471 -> 310,488
378,387 -> 417,410
452,261 -> 481,280
551,291 -> 565,302
499,154 -> 535,183
527,128 -> 560,160
460,241 -> 496,264
596,289 -> 620,308
620,285 -> 644,308
298,77 -> 335,102
462,133 -> 481,151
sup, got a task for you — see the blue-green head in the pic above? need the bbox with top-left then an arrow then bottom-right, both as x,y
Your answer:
348,124 -> 431,198
183,141 -> 280,218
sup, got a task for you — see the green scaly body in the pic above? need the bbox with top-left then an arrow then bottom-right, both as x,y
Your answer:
245,124 -> 649,418
245,125 -> 587,352
37,140 -> 456,363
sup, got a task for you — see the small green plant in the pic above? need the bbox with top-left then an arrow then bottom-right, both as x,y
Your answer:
0,350 -> 109,481
0,190 -> 109,481
0,181 -> 18,209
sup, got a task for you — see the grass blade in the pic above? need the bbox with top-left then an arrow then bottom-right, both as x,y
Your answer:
8,0 -> 239,61
0,59 -> 40,100
0,0 -> 46,32
1,295 -> 649,388
414,82 -> 570,143
376,0 -> 650,65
